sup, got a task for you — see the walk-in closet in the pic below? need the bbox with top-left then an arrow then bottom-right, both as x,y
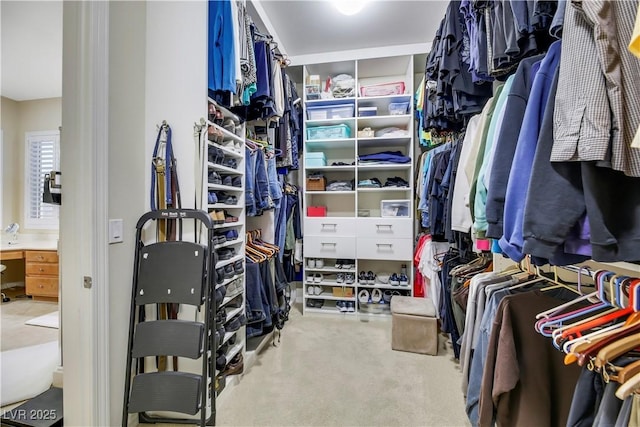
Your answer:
3,1 -> 640,426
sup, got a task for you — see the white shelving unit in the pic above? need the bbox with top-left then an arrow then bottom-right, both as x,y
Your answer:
206,97 -> 247,397
301,56 -> 416,317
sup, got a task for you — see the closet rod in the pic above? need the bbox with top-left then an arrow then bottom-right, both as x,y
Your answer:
557,265 -> 595,279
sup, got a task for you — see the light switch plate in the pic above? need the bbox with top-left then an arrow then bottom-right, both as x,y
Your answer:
109,219 -> 124,244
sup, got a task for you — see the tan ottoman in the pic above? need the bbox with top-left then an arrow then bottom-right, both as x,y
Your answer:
390,296 -> 438,355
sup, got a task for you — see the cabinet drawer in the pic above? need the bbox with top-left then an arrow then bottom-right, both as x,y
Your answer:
356,238 -> 413,261
304,236 -> 356,259
25,251 -> 58,263
26,262 -> 59,276
356,218 -> 413,239
304,218 -> 356,237
26,276 -> 59,297
0,250 -> 24,261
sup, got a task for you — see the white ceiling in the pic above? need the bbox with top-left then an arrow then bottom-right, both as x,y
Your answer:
251,0 -> 448,59
1,1 -> 62,101
0,0 -> 446,101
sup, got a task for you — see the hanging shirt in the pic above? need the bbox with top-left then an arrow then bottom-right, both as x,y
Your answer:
208,0 -> 236,93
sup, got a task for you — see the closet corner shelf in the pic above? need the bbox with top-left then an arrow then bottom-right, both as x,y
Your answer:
357,163 -> 411,171
208,141 -> 244,159
305,165 -> 356,172
216,253 -> 244,269
206,119 -> 245,145
208,183 -> 243,192
305,190 -> 355,195
214,221 -> 245,230
357,187 -> 411,192
207,162 -> 243,175
303,293 -> 356,301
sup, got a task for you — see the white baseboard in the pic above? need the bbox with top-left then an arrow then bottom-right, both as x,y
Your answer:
1,281 -> 24,290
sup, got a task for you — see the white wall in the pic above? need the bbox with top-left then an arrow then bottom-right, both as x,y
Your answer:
107,1 -> 147,424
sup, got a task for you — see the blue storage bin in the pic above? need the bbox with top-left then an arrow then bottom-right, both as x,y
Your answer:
305,152 -> 327,167
307,124 -> 351,140
388,102 -> 409,115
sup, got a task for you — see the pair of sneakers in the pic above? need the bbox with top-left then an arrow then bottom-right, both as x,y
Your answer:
306,285 -> 323,296
358,271 -> 376,284
306,299 -> 324,309
390,273 -> 409,286
336,301 -> 355,312
335,259 -> 355,269
307,259 -> 325,269
306,273 -> 324,283
222,175 -> 242,188
215,229 -> 238,243
336,273 -> 355,284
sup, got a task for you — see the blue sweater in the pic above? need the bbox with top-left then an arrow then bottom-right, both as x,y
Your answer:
208,0 -> 236,93
499,40 -> 562,262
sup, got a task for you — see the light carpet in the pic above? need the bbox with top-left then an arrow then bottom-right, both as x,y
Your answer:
0,340 -> 59,406
25,311 -> 59,329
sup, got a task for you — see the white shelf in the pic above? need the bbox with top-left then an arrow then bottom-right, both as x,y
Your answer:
306,138 -> 355,149
216,253 -> 244,269
357,136 -> 411,148
208,183 -> 243,192
214,239 -> 243,250
357,283 -> 412,290
220,292 -> 242,308
304,279 -> 356,287
357,163 -> 411,171
303,293 -> 356,301
356,94 -> 411,103
305,97 -> 356,106
208,203 -> 243,209
221,330 -> 236,346
305,190 -> 355,195
225,341 -> 244,361
357,114 -> 411,128
214,221 -> 244,230
306,165 -> 355,172
208,141 -> 244,159
357,187 -> 411,192
208,97 -> 242,122
304,305 -> 357,315
206,119 -> 245,145
304,267 -> 357,273
225,306 -> 244,322
215,272 -> 244,290
208,162 -> 243,175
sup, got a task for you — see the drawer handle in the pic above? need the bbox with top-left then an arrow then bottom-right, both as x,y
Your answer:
39,268 -> 45,272
39,284 -> 44,288
376,243 -> 393,247
376,224 -> 393,229
321,242 -> 337,246
321,223 -> 337,229
36,256 -> 44,261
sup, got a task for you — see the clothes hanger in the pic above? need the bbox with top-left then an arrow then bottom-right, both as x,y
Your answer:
617,359 -> 640,384
615,371 -> 640,400
593,330 -> 640,370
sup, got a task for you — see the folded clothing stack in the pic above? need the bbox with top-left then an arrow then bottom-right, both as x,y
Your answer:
326,180 -> 354,191
358,151 -> 410,164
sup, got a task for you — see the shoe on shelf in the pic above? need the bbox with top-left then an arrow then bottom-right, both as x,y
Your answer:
358,271 -> 367,284
307,285 -> 315,295
314,285 -> 323,296
233,260 -> 244,275
346,302 -> 355,312
390,273 -> 400,286
226,279 -> 243,299
231,176 -> 242,187
367,271 -> 376,285
358,289 -> 371,304
336,273 -> 345,284
224,211 -> 239,223
336,301 -> 348,313
307,259 -> 317,269
224,229 -> 239,241
335,259 -> 343,269
223,264 -> 235,279
222,353 -> 244,376
314,273 -> 323,283
223,157 -> 238,169
222,175 -> 233,187
208,192 -> 219,205
209,210 -> 224,225
399,273 -> 409,286
219,193 -> 238,205
344,259 -> 355,269
217,248 -> 235,260
377,272 -> 390,284
306,274 -> 315,283
315,259 -> 325,269
215,268 -> 225,285
208,171 -> 222,185
345,273 -> 355,285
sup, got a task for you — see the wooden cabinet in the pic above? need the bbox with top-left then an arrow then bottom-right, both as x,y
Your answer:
25,250 -> 59,300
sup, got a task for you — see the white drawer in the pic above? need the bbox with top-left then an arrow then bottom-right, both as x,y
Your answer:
356,218 -> 413,239
305,218 -> 356,237
356,238 -> 413,261
305,236 -> 356,259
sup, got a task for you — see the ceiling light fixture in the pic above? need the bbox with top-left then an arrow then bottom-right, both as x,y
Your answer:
334,0 -> 367,16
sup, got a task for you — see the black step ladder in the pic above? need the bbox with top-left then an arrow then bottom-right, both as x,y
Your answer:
122,209 -> 217,426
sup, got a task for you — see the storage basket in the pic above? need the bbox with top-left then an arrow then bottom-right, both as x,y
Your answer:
388,102 -> 409,115
305,152 -> 327,167
360,82 -> 406,97
306,176 -> 327,191
307,124 -> 351,140
307,104 -> 354,120
307,206 -> 327,217
332,287 -> 354,297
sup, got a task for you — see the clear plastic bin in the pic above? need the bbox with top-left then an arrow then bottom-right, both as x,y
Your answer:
307,104 -> 355,120
388,102 -> 409,115
358,107 -> 378,117
307,124 -> 351,140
